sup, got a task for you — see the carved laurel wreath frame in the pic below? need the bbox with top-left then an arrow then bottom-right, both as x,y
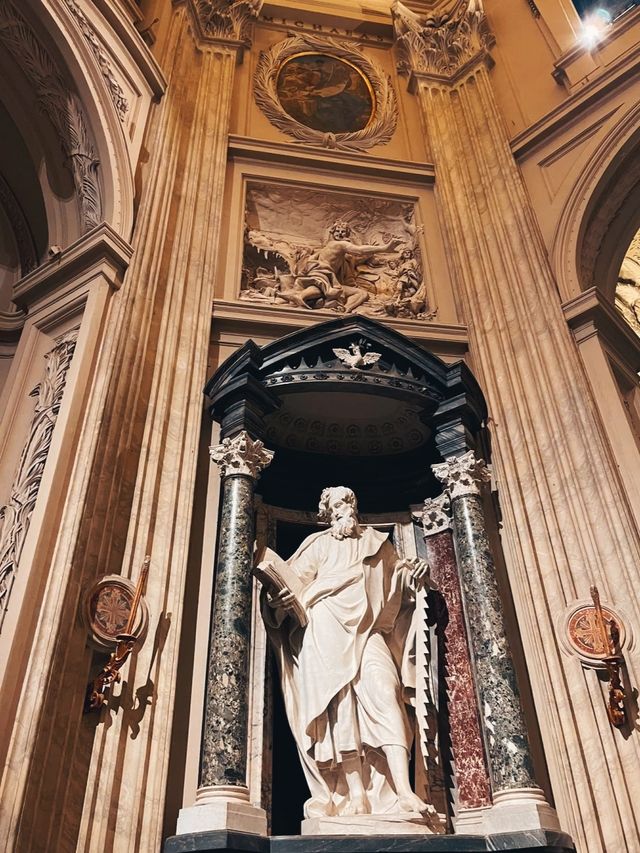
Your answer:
253,34 -> 398,153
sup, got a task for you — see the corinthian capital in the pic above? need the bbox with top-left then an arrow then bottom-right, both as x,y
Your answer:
432,450 -> 491,499
392,0 -> 494,79
210,430 -> 274,479
195,0 -> 263,42
414,492 -> 452,536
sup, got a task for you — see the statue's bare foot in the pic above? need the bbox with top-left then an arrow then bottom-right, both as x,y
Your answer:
343,795 -> 370,816
398,793 -> 429,813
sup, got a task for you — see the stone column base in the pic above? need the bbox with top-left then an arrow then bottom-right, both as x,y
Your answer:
453,804 -> 491,834
458,789 -> 561,835
176,785 -> 267,836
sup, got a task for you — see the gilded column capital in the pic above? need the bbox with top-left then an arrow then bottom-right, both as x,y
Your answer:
210,430 -> 273,479
194,0 -> 263,43
432,450 -> 491,499
414,492 -> 452,536
392,0 -> 494,80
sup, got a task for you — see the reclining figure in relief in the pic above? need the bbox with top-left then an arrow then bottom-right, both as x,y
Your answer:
242,222 -> 433,319
257,486 -> 441,828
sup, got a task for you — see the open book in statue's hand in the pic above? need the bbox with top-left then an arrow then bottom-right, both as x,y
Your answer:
253,546 -> 308,627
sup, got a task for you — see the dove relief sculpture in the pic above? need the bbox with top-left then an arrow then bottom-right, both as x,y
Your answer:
332,342 -> 382,370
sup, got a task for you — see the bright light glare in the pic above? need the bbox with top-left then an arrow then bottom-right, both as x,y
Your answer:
580,8 -> 613,49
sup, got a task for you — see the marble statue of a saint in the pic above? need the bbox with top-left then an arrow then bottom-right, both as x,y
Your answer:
259,487 -> 437,824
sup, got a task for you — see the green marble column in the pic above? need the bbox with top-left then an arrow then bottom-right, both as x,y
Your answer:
432,452 -> 536,794
200,431 -> 273,791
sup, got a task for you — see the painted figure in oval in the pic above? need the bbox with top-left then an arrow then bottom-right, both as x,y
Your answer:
258,486 -> 438,822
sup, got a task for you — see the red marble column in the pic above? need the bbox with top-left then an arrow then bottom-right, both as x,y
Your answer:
419,495 -> 491,810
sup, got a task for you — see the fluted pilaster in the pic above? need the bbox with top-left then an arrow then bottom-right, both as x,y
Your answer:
394,3 -> 640,849
0,2 -> 262,851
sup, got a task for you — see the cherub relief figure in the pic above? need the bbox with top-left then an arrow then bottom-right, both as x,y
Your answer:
258,487 -> 440,826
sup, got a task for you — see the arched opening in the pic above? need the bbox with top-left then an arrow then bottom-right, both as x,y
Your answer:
0,101 -> 49,306
558,114 -> 640,526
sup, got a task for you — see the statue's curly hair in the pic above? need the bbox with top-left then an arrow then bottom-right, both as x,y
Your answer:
317,487 -> 358,523
328,220 -> 351,238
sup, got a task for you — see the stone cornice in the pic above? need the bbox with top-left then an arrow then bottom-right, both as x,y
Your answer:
12,223 -> 133,310
562,286 -> 640,375
392,0 -> 495,82
210,299 -> 470,360
228,135 -> 435,184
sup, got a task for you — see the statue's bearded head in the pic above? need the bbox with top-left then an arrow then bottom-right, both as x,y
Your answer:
329,221 -> 351,241
318,486 -> 360,540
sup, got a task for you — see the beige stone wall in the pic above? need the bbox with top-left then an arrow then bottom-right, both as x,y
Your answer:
0,0 -> 640,851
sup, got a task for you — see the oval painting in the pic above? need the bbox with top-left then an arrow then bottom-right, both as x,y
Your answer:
276,53 -> 374,135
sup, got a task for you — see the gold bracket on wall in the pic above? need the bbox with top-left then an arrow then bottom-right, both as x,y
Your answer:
83,556 -> 150,714
563,585 -> 628,728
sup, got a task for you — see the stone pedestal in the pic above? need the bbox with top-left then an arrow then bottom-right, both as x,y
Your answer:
165,829 -> 575,852
301,813 -> 442,836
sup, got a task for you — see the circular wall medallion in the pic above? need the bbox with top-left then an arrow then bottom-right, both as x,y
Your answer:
560,597 -> 630,667
567,604 -> 624,660
82,575 -> 148,652
254,34 -> 397,152
276,53 -> 374,134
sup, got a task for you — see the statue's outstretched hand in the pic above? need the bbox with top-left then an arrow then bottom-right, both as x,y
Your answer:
396,557 -> 430,588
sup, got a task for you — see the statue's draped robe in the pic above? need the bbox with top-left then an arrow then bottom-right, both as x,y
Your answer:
263,527 -> 417,817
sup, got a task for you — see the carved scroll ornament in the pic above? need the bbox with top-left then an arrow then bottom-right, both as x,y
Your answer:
254,34 -> 398,152
62,0 -> 128,120
392,0 -> 495,78
0,330 -> 78,628
0,0 -> 102,231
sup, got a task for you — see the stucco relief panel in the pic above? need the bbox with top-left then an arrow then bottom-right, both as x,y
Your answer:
238,181 -> 436,321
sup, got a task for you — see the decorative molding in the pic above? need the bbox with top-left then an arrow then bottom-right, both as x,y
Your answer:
62,0 -> 129,121
0,329 -> 78,629
0,172 -> 38,275
210,298 -> 469,359
253,34 -> 398,152
525,0 -> 541,18
392,0 -> 495,79
210,430 -> 274,479
195,0 -> 263,42
414,492 -> 451,535
228,135 -> 435,184
0,0 -> 103,232
432,450 -> 491,499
